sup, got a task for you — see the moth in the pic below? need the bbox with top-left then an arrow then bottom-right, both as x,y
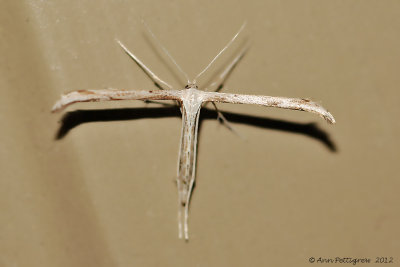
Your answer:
52,23 -> 335,240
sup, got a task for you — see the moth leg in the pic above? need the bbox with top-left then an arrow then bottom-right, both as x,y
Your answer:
116,40 -> 173,90
211,102 -> 242,138
204,44 -> 249,92
203,44 -> 249,135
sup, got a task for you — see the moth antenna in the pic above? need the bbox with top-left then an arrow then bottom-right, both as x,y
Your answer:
142,20 -> 190,84
194,21 -> 246,81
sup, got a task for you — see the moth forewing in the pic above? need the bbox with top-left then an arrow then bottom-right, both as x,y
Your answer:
51,89 -> 181,113
203,92 -> 336,124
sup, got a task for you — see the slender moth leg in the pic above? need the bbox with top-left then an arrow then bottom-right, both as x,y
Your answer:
204,45 -> 250,134
204,44 -> 249,92
211,102 -> 239,135
116,40 -> 173,90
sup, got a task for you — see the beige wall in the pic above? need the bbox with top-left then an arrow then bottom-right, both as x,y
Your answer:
1,0 -> 399,266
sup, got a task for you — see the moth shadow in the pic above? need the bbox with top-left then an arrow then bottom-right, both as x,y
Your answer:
55,106 -> 337,152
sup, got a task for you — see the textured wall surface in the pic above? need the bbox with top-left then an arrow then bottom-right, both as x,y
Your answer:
1,0 -> 399,266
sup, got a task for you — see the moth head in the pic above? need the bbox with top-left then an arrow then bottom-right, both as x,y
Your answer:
185,81 -> 198,89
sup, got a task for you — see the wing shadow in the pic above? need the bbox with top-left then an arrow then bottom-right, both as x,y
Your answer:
55,106 -> 337,152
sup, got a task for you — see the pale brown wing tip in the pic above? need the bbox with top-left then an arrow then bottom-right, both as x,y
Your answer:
323,111 -> 336,124
309,100 -> 335,124
51,91 -> 83,113
51,100 -> 64,113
